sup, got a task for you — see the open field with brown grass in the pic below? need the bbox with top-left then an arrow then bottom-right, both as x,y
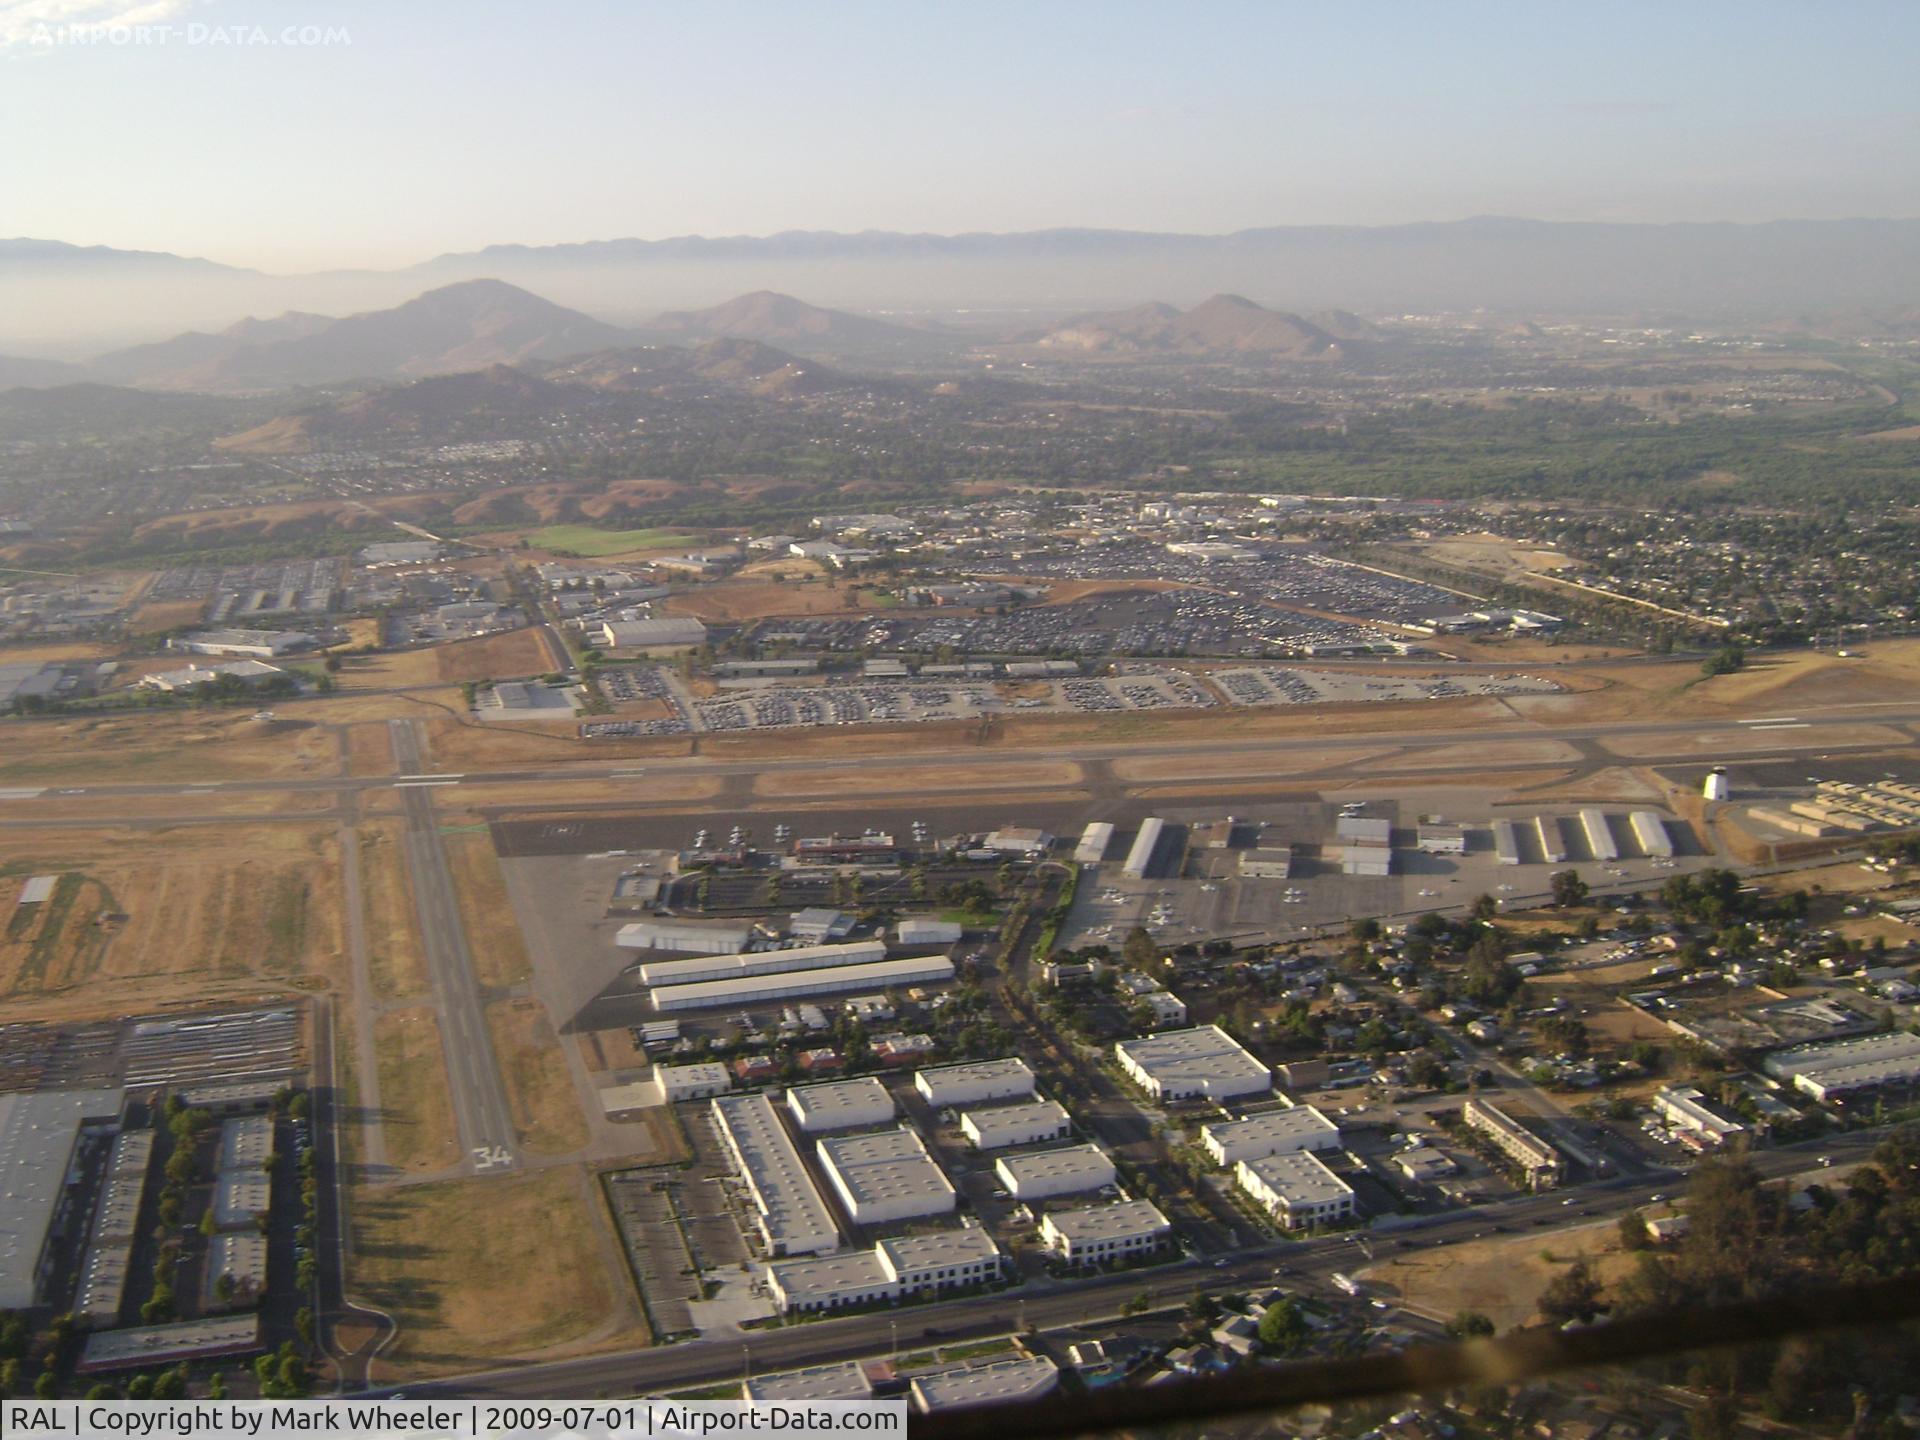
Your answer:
1360,1218 -> 1637,1330
347,722 -> 395,776
485,997 -> 590,1156
373,1008 -> 461,1173
450,775 -> 722,809
0,823 -> 344,1018
753,758 -> 1083,798
435,628 -> 557,684
359,824 -> 427,1000
350,1165 -> 637,1375
662,579 -> 880,622
127,599 -> 208,632
443,830 -> 533,988
0,641 -> 118,666
0,710 -> 342,785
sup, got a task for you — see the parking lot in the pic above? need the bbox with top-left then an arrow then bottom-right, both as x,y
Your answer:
1211,667 -> 1562,706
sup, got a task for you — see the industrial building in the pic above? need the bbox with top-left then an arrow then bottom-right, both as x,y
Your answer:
993,1144 -> 1116,1200
1763,1031 -> 1920,1102
1493,818 -> 1521,866
645,1062 -> 731,1105
1652,1086 -> 1746,1146
1463,1098 -> 1563,1189
915,1058 -> 1036,1109
1234,1151 -> 1356,1230
595,617 -> 708,650
896,917 -> 963,947
1039,1200 -> 1171,1266
742,1362 -> 873,1403
1122,818 -> 1167,880
1115,1025 -> 1270,1103
0,1087 -> 125,1310
203,1231 -> 267,1309
170,629 -> 316,658
1200,1106 -> 1341,1166
1580,808 -> 1619,862
982,827 -> 1053,856
1630,811 -> 1675,858
1074,822 -> 1116,865
709,1093 -> 841,1257
816,1127 -> 957,1225
790,908 -> 856,942
911,1357 -> 1060,1415
635,939 -> 887,987
765,1225 -> 1003,1314
77,1315 -> 263,1375
1415,825 -> 1467,855
1533,816 -> 1568,865
616,922 -> 754,956
650,954 -> 954,1012
72,1127 -> 154,1324
1238,847 -> 1293,879
960,1099 -> 1071,1150
786,1077 -> 896,1133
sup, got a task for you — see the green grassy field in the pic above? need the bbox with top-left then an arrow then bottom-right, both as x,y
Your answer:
525,525 -> 692,557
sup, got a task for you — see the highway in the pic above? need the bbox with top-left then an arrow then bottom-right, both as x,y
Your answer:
368,1129 -> 1890,1399
389,717 -> 520,1176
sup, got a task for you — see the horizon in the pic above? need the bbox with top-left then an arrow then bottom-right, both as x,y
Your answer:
5,0 -> 1919,270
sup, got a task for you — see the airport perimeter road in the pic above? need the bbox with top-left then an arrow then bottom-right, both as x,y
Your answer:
374,1131 -> 1887,1399
389,718 -> 519,1176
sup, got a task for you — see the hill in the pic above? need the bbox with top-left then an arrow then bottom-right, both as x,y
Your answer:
637,290 -> 941,357
1037,294 -> 1345,357
544,337 -> 842,396
213,363 -> 572,453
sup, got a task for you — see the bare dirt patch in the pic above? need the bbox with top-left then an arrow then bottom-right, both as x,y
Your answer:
485,996 -> 590,1156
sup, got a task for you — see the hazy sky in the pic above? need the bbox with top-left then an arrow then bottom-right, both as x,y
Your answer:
5,0 -> 1918,271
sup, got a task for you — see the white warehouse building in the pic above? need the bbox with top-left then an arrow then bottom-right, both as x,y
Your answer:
650,955 -> 954,1012
617,921 -> 752,955
1200,1106 -> 1341,1166
993,1144 -> 1116,1201
709,1094 -> 840,1257
765,1226 -> 1004,1315
896,918 -> 963,947
1115,1025 -> 1270,1103
816,1128 -> 957,1226
960,1099 -> 1071,1151
1235,1151 -> 1356,1231
647,1062 -> 731,1105
1074,822 -> 1116,865
636,939 -> 887,987
914,1058 -> 1036,1109
1039,1200 -> 1171,1267
787,1077 -> 896,1133
1122,818 -> 1166,879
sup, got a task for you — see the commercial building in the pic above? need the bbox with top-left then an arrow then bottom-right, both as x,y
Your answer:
595,617 -> 708,650
72,1127 -> 154,1324
896,918 -> 963,947
982,827 -> 1052,857
1462,1098 -> 1562,1190
140,660 -> 286,694
816,1127 -> 956,1225
1039,1200 -> 1171,1266
1336,815 -> 1393,877
170,629 -> 316,658
0,1087 -> 125,1310
1199,1107 -> 1341,1166
77,1315 -> 262,1375
764,1225 -> 1003,1315
1234,1151 -> 1356,1230
636,939 -> 887,986
790,908 -> 855,942
742,1362 -> 873,1403
1763,1031 -> 1920,1102
911,1357 -> 1060,1415
709,1093 -> 840,1257
786,1077 -> 895,1133
1238,847 -> 1294,880
1580,808 -> 1619,862
647,1063 -> 731,1105
1115,1025 -> 1269,1103
960,1099 -> 1070,1151
650,955 -> 954,1012
1138,990 -> 1189,1028
616,922 -> 754,956
1074,822 -> 1116,865
915,1058 -> 1036,1109
1123,818 -> 1167,880
1652,1086 -> 1746,1146
1631,811 -> 1675,858
203,1231 -> 267,1309
1415,825 -> 1468,855
994,1144 -> 1116,1201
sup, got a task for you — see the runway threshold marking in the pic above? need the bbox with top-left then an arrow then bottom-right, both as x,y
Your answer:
1748,722 -> 1812,731
1742,717 -> 1801,725
397,773 -> 465,781
0,788 -> 46,800
395,780 -> 462,788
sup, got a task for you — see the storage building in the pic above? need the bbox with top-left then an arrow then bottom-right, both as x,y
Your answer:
636,939 -> 887,986
650,955 -> 953,1012
616,922 -> 753,956
1122,818 -> 1166,880
896,918 -> 963,947
993,1144 -> 1116,1200
816,1127 -> 956,1225
914,1058 -> 1036,1109
786,1077 -> 895,1133
960,1099 -> 1070,1151
709,1093 -> 840,1256
1074,822 -> 1115,865
1630,811 -> 1674,858
1200,1106 -> 1341,1166
1234,1151 -> 1355,1230
1039,1200 -> 1171,1266
1115,1025 -> 1269,1102
1580,808 -> 1619,862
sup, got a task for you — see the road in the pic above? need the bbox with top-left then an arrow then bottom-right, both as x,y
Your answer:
389,717 -> 520,1176
370,1130 -> 1889,1399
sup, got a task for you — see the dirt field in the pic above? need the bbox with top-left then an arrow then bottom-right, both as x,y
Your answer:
442,831 -> 533,988
436,629 -> 558,684
485,997 -> 590,1156
1360,1218 -> 1635,1330
662,579 -> 879,622
128,599 -> 209,631
448,776 -> 723,809
347,722 -> 395,776
350,1165 -> 638,1375
0,824 -> 345,1018
359,824 -> 427,1001
0,711 -> 342,785
373,1008 -> 461,1173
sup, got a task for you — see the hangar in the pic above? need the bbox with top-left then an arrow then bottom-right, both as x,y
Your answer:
650,955 -> 954,1012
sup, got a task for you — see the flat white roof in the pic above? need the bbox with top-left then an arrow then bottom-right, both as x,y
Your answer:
711,1093 -> 839,1253
1116,1025 -> 1269,1094
787,1077 -> 895,1130
961,1099 -> 1069,1144
1241,1150 -> 1353,1206
636,939 -> 884,984
995,1143 -> 1115,1191
1202,1106 -> 1339,1152
743,1362 -> 873,1403
877,1226 -> 1001,1275
1041,1199 -> 1170,1243
765,1249 -> 890,1301
1765,1030 -> 1920,1078
652,955 -> 953,1010
915,1058 -> 1036,1101
817,1128 -> 954,1210
912,1357 -> 1060,1413
0,1088 -> 124,1309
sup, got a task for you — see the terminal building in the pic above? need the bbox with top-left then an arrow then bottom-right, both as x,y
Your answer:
1115,1025 -> 1270,1103
1039,1199 -> 1171,1266
915,1058 -> 1036,1109
1200,1106 -> 1341,1166
1234,1151 -> 1356,1230
786,1077 -> 896,1134
710,1093 -> 841,1256
765,1225 -> 1004,1315
1463,1098 -> 1563,1190
960,1099 -> 1071,1151
816,1127 -> 957,1225
994,1144 -> 1117,1201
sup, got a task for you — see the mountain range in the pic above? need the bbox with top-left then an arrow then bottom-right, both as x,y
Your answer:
8,217 -> 1920,353
1034,295 -> 1374,357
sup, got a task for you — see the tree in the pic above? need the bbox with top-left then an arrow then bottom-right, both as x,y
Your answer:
1468,893 -> 1499,923
1538,1257 -> 1605,1326
1122,926 -> 1157,969
1701,645 -> 1746,678
1258,1298 -> 1309,1354
1445,1311 -> 1496,1339
1550,869 -> 1590,909
207,1371 -> 228,1401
